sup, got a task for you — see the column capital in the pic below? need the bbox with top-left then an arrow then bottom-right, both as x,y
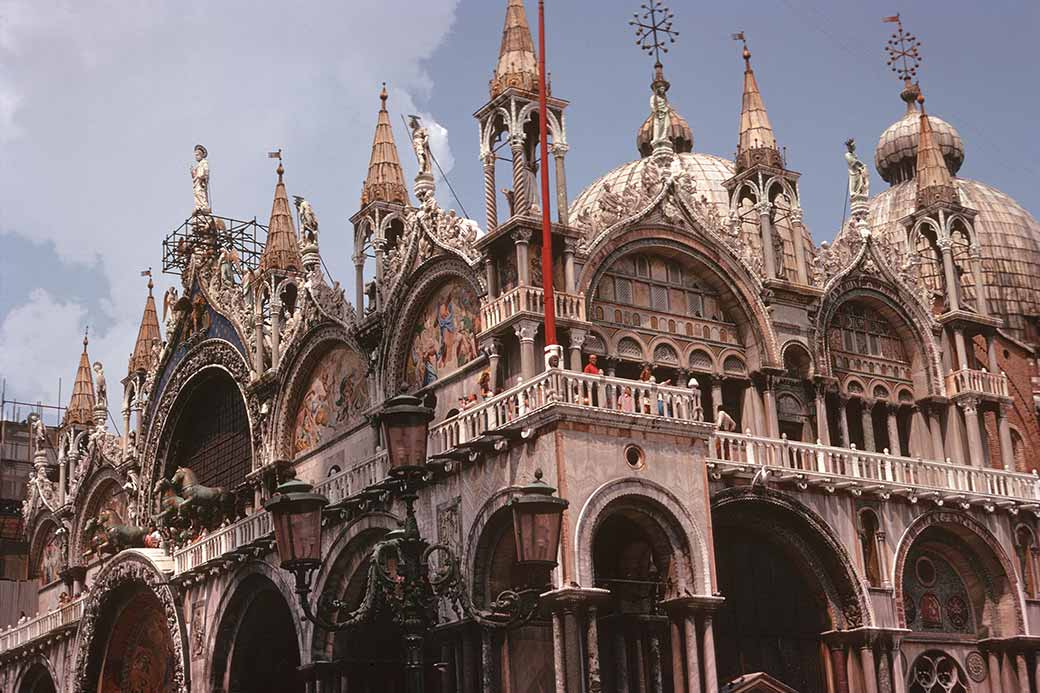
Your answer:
563,237 -> 579,254
514,319 -> 539,343
568,328 -> 588,350
511,227 -> 533,244
551,142 -> 570,157
753,199 -> 772,216
957,395 -> 980,414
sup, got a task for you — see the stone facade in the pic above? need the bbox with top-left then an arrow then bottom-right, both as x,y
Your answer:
5,4 -> 1040,693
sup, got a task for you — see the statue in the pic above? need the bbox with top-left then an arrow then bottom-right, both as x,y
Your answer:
502,188 -> 516,217
83,509 -> 152,556
167,466 -> 236,528
844,138 -> 869,199
191,144 -> 211,214
293,196 -> 319,245
364,280 -> 377,314
124,430 -> 137,461
217,247 -> 237,286
408,115 -> 433,177
93,362 -> 107,409
650,81 -> 672,150
28,413 -> 48,455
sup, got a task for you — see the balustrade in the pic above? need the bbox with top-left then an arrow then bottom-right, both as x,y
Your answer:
0,595 -> 83,654
946,368 -> 1009,398
710,430 -> 1040,502
481,285 -> 585,332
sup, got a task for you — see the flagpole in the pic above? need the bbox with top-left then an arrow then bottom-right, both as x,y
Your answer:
537,0 -> 557,347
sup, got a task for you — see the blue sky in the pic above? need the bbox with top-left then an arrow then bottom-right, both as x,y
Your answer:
0,0 -> 1037,417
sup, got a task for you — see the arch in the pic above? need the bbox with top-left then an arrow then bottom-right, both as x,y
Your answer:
28,516 -> 61,586
781,340 -> 814,379
209,566 -> 303,693
72,550 -> 188,693
649,339 -> 680,366
687,346 -> 716,372
274,323 -> 370,461
72,468 -> 131,561
382,257 -> 484,397
907,650 -> 969,693
615,335 -> 645,361
16,659 -> 58,693
721,354 -> 747,375
575,478 -> 711,596
892,511 -> 1025,636
578,230 -> 780,369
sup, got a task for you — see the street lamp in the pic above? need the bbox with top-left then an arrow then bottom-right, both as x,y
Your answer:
265,396 -> 568,692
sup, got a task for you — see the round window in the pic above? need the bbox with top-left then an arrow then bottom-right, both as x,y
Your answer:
915,555 -> 937,587
624,444 -> 645,470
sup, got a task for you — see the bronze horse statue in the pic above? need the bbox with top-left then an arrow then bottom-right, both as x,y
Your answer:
83,509 -> 149,556
169,466 -> 236,527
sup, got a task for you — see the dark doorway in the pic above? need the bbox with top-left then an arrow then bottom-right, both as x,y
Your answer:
18,664 -> 56,693
227,586 -> 302,692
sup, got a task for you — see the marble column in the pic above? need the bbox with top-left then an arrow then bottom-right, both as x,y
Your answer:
860,644 -> 878,693
553,144 -> 570,226
861,399 -> 876,452
701,614 -> 718,693
614,627 -> 631,693
483,339 -> 502,390
514,228 -> 532,287
515,320 -> 539,381
959,397 -> 985,466
563,238 -> 577,293
953,328 -> 970,371
711,377 -> 724,423
1015,653 -> 1029,693
924,403 -> 945,461
372,239 -> 386,312
886,405 -> 903,456
552,612 -> 566,693
684,614 -> 701,693
354,255 -> 365,314
987,334 -> 1001,372
839,395 -> 851,449
511,137 -> 528,216
485,258 -> 499,300
891,638 -> 906,693
814,382 -> 832,445
830,644 -> 850,693
791,209 -> 809,284
757,200 -> 777,280
482,152 -> 498,233
987,651 -> 1001,693
587,607 -> 602,693
939,238 -> 961,312
567,329 -> 587,372
997,403 -> 1016,470
762,377 -> 780,439
270,298 -> 282,369
970,243 -> 988,315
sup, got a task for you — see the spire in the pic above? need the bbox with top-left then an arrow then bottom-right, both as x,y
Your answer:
128,274 -> 161,375
361,84 -> 409,207
915,92 -> 958,208
489,0 -> 538,98
64,332 -> 95,427
259,159 -> 303,274
735,40 -> 781,171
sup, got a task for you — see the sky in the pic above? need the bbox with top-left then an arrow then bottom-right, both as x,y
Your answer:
0,0 -> 1037,422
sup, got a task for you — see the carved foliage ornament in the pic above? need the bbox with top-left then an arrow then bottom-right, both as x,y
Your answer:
73,554 -> 188,693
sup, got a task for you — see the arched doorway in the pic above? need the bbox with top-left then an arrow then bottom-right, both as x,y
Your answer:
90,584 -> 179,692
18,663 -> 56,693
212,573 -> 302,693
590,498 -> 691,693
712,491 -> 866,693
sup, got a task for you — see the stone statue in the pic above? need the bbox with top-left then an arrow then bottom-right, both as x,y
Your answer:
191,144 -> 210,214
93,362 -> 107,409
364,280 -> 377,314
218,247 -> 237,286
844,139 -> 869,199
162,286 -> 178,323
293,196 -> 319,245
650,83 -> 672,149
408,115 -> 433,177
29,413 -> 48,454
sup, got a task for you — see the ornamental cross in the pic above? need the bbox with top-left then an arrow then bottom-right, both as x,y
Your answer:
883,14 -> 922,83
630,1 -> 679,65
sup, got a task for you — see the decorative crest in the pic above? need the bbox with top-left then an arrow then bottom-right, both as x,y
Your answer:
883,14 -> 921,83
630,1 -> 679,65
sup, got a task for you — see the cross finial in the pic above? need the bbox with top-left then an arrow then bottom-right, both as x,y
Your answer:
883,14 -> 922,84
630,1 -> 679,67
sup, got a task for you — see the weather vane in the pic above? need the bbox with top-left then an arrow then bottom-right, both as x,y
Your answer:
883,14 -> 921,83
630,1 -> 679,66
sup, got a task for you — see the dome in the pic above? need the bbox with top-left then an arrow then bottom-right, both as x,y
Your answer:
868,178 -> 1040,342
875,100 -> 964,185
636,106 -> 694,158
569,152 -> 734,233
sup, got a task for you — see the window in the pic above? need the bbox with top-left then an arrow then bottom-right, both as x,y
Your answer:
635,256 -> 650,278
667,262 -> 682,284
686,292 -> 703,317
908,652 -> 967,693
1015,526 -> 1037,598
651,285 -> 669,311
859,509 -> 884,588
615,278 -> 633,304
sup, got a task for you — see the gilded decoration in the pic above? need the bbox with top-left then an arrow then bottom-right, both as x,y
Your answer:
292,345 -> 369,457
403,280 -> 481,392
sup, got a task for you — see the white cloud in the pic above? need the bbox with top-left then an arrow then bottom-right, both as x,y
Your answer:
0,0 -> 461,403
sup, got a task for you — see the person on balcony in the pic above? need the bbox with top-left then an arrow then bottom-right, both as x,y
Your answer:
583,354 -> 602,375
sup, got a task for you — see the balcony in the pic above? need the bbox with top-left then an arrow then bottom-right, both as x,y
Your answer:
708,431 -> 1040,506
429,368 -> 709,457
946,368 -> 1009,399
0,595 -> 83,654
481,285 -> 586,334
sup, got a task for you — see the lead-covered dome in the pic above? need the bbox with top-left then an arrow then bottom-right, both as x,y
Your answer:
875,85 -> 964,184
869,178 -> 1040,342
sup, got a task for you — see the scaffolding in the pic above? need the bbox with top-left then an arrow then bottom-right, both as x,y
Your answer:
161,213 -> 268,277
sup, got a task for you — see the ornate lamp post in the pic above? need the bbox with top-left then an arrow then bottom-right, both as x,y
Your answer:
266,395 -> 567,692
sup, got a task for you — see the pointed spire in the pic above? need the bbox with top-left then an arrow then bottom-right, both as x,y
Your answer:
128,274 -> 162,375
489,0 -> 539,98
259,159 -> 303,274
915,92 -> 958,208
735,41 -> 782,172
64,331 -> 96,427
361,84 -> 409,208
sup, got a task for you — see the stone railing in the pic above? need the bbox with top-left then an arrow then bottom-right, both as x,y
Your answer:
429,368 -> 706,457
946,368 -> 1009,398
172,509 -> 273,575
709,431 -> 1040,503
0,595 -> 84,654
314,450 -> 389,505
481,285 -> 586,333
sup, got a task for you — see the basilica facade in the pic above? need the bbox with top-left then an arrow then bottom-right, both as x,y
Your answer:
5,2 -> 1040,692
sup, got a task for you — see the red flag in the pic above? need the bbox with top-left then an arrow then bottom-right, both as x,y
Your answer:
882,14 -> 900,23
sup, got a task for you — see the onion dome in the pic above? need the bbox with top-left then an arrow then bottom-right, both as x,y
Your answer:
258,161 -> 303,274
875,81 -> 964,185
489,0 -> 539,98
569,152 -> 733,231
360,84 -> 409,207
636,63 -> 693,157
128,275 -> 162,374
64,333 -> 96,427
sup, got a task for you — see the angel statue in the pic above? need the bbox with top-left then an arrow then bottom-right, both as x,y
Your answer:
93,361 -> 107,410
844,139 -> 869,199
191,144 -> 210,214
293,196 -> 319,246
408,115 -> 433,177
650,81 -> 672,149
